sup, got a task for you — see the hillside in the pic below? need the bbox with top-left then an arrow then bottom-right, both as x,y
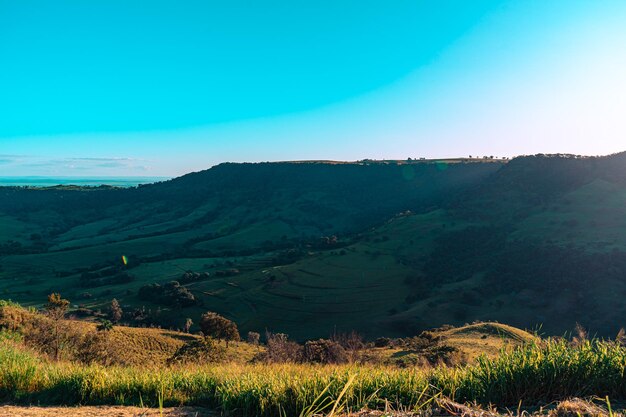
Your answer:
0,302 -> 535,368
1,154 -> 626,338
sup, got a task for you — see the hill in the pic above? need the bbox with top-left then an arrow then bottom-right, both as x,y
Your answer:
1,154 -> 626,338
0,302 -> 535,368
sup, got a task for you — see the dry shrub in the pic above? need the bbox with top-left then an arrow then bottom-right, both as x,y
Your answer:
74,330 -> 124,366
331,331 -> 364,362
572,322 -> 589,347
396,333 -> 466,367
304,339 -> 347,364
168,337 -> 226,365
22,314 -> 81,361
3,306 -> 125,365
258,332 -> 303,363
247,331 -> 260,346
0,305 -> 33,331
550,399 -> 613,417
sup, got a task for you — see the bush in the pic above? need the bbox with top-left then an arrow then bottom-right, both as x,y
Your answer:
401,334 -> 464,367
199,312 -> 240,344
168,337 -> 226,365
247,331 -> 260,346
304,339 -> 347,364
0,305 -> 32,331
74,330 -> 122,366
138,281 -> 197,307
109,299 -> 122,323
374,337 -> 391,348
179,271 -> 211,284
260,332 -> 303,363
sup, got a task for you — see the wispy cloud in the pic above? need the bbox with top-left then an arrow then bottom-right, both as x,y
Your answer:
64,157 -> 138,162
0,154 -> 27,164
0,155 -> 152,175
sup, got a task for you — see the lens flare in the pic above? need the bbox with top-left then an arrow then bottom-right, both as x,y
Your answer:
122,255 -> 128,266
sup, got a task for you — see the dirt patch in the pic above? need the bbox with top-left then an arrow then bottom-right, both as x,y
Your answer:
0,406 -> 217,417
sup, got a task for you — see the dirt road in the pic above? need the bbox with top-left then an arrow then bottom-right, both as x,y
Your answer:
0,406 -> 217,417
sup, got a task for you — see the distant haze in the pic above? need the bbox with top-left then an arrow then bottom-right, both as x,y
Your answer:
0,177 -> 169,188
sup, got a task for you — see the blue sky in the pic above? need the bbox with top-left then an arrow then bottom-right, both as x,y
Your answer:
1,1 -> 626,176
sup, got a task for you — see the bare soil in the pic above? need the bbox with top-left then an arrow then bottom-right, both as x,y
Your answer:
0,406 -> 217,417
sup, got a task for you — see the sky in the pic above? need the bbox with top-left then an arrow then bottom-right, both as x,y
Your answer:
1,1 -> 626,177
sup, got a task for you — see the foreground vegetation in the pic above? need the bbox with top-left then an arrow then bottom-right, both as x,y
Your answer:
1,300 -> 625,415
1,328 -> 626,416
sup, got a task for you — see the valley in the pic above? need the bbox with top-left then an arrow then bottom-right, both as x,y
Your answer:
2,154 -> 626,338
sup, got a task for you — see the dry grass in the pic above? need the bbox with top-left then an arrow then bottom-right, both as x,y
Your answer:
0,305 -> 260,366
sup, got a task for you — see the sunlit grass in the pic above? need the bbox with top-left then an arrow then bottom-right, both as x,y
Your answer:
1,333 -> 626,416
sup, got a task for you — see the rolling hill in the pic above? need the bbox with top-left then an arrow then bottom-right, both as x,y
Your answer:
1,154 -> 626,339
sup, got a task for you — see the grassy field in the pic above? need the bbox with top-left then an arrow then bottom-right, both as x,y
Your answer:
2,303 -> 618,416
0,303 -> 536,366
1,329 -> 625,416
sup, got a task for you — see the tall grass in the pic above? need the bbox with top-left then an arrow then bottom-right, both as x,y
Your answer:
1,336 -> 625,416
448,339 -> 626,404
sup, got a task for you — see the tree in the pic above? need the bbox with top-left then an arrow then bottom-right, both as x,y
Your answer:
247,331 -> 260,347
97,319 -> 114,332
199,312 -> 240,346
45,293 -> 69,361
109,298 -> 122,323
184,318 -> 193,333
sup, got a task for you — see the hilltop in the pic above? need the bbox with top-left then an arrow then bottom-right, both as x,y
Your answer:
1,153 -> 626,338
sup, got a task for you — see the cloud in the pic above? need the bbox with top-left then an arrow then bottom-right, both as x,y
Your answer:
95,162 -> 127,168
0,154 -> 27,164
5,155 -> 152,174
65,157 -> 139,163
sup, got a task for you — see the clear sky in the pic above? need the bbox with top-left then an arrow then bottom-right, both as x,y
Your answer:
1,1 -> 626,176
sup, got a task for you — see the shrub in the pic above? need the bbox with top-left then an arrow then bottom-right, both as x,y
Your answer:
332,331 -> 364,362
304,339 -> 348,364
247,331 -> 260,346
167,337 -> 226,365
0,305 -> 32,331
184,318 -> 193,333
74,330 -> 122,366
138,281 -> 197,307
199,312 -> 240,345
374,337 -> 391,348
179,271 -> 211,284
109,299 -> 122,323
23,314 -> 80,362
260,332 -> 303,363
